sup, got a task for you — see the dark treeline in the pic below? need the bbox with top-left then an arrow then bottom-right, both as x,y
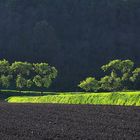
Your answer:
0,0 -> 140,91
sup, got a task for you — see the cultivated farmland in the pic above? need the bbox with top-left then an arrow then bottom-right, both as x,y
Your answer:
0,103 -> 139,140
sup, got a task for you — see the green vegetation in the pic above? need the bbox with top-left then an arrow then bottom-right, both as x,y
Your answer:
0,59 -> 58,90
79,60 -> 140,92
0,59 -> 139,106
7,92 -> 140,106
1,0 -> 140,91
78,77 -> 100,92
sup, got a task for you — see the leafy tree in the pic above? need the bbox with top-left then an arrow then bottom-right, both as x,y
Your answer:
33,63 -> 57,78
130,68 -> 140,82
101,59 -> 134,90
79,59 -> 140,92
100,75 -> 122,92
33,63 -> 58,89
0,59 -> 58,91
16,75 -> 27,90
0,75 -> 12,88
120,60 -> 134,88
42,76 -> 52,88
0,59 -> 11,75
101,60 -> 134,78
11,61 -> 32,76
130,68 -> 140,89
78,77 -> 100,92
33,75 -> 42,88
26,79 -> 33,89
11,61 -> 33,89
0,60 -> 13,89
101,60 -> 122,72
120,60 -> 134,74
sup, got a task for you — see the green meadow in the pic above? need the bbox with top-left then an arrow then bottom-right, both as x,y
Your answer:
6,91 -> 140,106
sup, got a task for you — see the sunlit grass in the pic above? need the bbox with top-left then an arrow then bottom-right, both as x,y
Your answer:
7,91 -> 140,106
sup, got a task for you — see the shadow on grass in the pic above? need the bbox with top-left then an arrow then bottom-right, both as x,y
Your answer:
0,90 -> 59,101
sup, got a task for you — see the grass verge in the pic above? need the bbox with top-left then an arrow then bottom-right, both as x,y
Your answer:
7,92 -> 140,106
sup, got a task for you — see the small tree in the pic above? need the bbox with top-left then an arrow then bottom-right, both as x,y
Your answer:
0,75 -> 12,88
0,59 -> 11,75
101,59 -> 122,72
0,60 -> 13,89
0,59 -> 58,91
100,76 -> 122,92
42,76 -> 52,88
101,59 -> 134,91
11,61 -> 33,90
78,59 -> 140,92
78,77 -> 100,92
101,60 -> 134,78
26,79 -> 33,89
16,75 -> 27,90
33,63 -> 58,90
33,75 -> 42,88
130,68 -> 140,82
130,68 -> 140,89
11,61 -> 32,76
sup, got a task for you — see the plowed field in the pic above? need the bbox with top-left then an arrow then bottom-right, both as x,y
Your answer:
0,103 -> 140,140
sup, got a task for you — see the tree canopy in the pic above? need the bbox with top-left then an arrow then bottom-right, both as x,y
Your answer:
79,60 -> 140,92
0,60 -> 58,90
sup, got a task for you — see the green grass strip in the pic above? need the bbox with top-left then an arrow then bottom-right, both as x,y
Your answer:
7,92 -> 140,106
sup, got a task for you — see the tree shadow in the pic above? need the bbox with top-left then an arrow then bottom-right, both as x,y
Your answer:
0,91 -> 58,101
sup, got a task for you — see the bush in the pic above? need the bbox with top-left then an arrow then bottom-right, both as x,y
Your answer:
78,77 -> 100,92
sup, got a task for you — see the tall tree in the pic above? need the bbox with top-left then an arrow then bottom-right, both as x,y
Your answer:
33,63 -> 58,90
79,60 -> 140,92
11,61 -> 33,89
0,60 -> 12,89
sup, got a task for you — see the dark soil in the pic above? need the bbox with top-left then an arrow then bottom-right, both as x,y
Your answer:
0,104 -> 140,140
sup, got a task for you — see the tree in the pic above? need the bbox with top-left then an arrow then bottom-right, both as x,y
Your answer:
130,68 -> 140,89
33,75 -> 42,88
16,75 -> 27,90
42,76 -> 52,88
100,75 -> 122,92
79,59 -> 140,92
101,59 -> 134,90
33,63 -> 58,90
26,80 -> 33,89
0,75 -> 12,88
0,59 -> 58,91
11,61 -> 32,76
11,61 -> 33,89
78,77 -> 100,92
130,68 -> 140,82
101,60 -> 122,72
101,60 -> 134,77
0,60 -> 13,89
0,59 -> 11,75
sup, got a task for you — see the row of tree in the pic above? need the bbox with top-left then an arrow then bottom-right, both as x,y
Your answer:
79,60 -> 140,92
0,60 -> 58,90
1,59 -> 140,92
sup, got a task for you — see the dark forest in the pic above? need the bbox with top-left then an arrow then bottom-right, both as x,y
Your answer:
0,0 -> 140,91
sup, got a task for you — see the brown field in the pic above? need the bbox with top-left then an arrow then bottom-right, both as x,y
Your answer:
0,103 -> 140,140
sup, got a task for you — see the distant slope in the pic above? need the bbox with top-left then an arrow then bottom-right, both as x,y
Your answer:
0,0 -> 140,90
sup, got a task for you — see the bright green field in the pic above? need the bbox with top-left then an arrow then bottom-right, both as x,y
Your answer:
7,92 -> 140,106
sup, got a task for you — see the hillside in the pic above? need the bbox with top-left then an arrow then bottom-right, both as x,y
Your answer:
0,0 -> 140,90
